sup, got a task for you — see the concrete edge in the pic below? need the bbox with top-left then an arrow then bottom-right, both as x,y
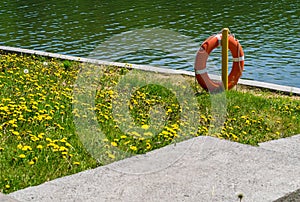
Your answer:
0,193 -> 20,202
273,188 -> 300,202
1,45 -> 300,95
7,135 -> 300,202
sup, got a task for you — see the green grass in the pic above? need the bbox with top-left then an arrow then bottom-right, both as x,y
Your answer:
0,52 -> 299,193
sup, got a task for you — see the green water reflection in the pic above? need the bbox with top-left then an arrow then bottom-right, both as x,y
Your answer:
0,0 -> 299,87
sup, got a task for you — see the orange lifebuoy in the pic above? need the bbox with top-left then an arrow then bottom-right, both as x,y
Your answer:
194,34 -> 244,91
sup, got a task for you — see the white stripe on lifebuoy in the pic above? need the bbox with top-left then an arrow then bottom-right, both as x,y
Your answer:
232,56 -> 244,62
195,69 -> 208,75
216,34 -> 222,46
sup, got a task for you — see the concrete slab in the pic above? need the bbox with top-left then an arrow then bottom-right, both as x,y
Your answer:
259,134 -> 300,158
0,193 -> 19,202
9,136 -> 300,202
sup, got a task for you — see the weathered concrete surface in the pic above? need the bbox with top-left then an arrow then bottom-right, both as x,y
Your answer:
259,134 -> 300,157
0,193 -> 19,202
9,135 -> 300,202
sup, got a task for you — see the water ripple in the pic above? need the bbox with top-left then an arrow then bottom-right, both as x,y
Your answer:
0,0 -> 299,87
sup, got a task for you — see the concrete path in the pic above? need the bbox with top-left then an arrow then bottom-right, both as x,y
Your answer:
7,135 -> 300,202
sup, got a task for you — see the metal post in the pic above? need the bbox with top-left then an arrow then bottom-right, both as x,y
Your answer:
222,28 -> 229,90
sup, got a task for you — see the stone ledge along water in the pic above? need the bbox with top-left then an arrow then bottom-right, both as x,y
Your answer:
1,45 -> 300,95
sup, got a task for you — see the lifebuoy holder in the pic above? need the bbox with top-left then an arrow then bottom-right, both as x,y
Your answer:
194,33 -> 244,91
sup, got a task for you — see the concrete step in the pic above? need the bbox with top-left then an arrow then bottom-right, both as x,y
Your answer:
9,135 -> 300,202
259,134 -> 300,158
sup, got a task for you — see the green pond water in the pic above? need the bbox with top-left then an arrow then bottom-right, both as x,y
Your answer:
0,0 -> 299,87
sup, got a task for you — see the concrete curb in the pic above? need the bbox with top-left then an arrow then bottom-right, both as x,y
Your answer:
1,45 -> 299,95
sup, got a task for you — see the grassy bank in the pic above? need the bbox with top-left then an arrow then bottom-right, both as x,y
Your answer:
0,53 -> 299,193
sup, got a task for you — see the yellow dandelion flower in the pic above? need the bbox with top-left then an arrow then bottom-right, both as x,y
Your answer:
55,123 -> 64,130
36,145 -> 43,149
124,141 -> 131,145
73,162 -> 80,165
60,138 -> 67,143
8,119 -> 16,124
141,125 -> 149,130
12,131 -> 20,136
162,130 -> 169,135
166,108 -> 172,113
200,115 -> 208,122
231,134 -> 239,140
146,142 -> 151,149
59,146 -> 68,151
22,146 -> 32,151
30,135 -> 39,142
11,123 -> 18,128
65,142 -> 72,147
28,161 -> 35,165
108,153 -> 115,159
45,115 -> 52,120
19,154 -> 26,158
46,138 -> 52,142
130,145 -> 137,151
171,123 -> 179,130
5,184 -> 10,189
111,142 -> 117,147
